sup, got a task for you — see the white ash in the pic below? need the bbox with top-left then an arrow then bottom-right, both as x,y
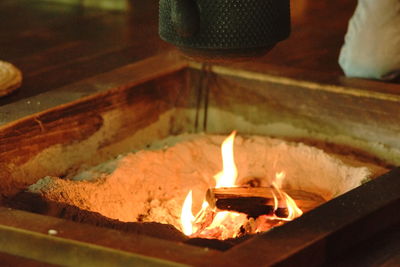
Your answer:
28,134 -> 374,232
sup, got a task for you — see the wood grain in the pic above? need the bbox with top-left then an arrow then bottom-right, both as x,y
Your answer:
207,187 -> 325,215
0,0 -> 364,107
0,0 -> 399,264
0,54 -> 190,196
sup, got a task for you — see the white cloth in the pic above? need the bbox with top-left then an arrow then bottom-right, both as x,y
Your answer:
339,0 -> 400,80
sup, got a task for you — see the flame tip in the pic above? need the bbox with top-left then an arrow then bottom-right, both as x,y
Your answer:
180,132 -> 303,239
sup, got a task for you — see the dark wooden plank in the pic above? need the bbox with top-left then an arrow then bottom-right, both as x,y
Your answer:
208,168 -> 400,266
327,222 -> 400,267
0,1 -> 171,105
0,1 -> 398,265
0,207 -> 218,266
0,43 -> 170,106
0,0 -> 161,63
0,1 -> 107,60
0,251 -> 57,267
0,2 -> 102,33
0,0 -> 369,108
0,53 -> 189,195
0,52 -> 188,123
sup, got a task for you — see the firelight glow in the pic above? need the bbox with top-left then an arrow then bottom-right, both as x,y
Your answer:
214,130 -> 238,188
180,131 -> 304,239
272,171 -> 303,221
180,131 -> 240,237
181,190 -> 195,235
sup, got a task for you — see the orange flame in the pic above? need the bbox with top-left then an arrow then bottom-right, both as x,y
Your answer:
180,132 -> 303,239
181,131 -> 239,237
272,171 -> 303,221
214,131 -> 237,188
181,190 -> 195,235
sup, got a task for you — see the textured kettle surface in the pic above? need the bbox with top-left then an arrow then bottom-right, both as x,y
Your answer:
159,0 -> 291,55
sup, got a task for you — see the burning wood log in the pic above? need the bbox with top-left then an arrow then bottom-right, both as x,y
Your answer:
206,187 -> 325,218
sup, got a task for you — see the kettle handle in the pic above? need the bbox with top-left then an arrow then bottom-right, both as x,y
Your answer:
170,0 -> 200,38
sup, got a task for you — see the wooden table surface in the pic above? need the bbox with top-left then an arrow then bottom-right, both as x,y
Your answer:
0,0 -> 399,265
0,0 -> 359,106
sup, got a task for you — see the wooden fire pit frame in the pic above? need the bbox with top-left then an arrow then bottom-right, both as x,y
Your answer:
0,167 -> 399,266
0,52 -> 400,266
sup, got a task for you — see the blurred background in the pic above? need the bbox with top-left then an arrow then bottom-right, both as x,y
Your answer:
0,0 -> 358,106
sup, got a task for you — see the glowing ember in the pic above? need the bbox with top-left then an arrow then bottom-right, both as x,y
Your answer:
180,131 -> 304,240
195,211 -> 248,240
